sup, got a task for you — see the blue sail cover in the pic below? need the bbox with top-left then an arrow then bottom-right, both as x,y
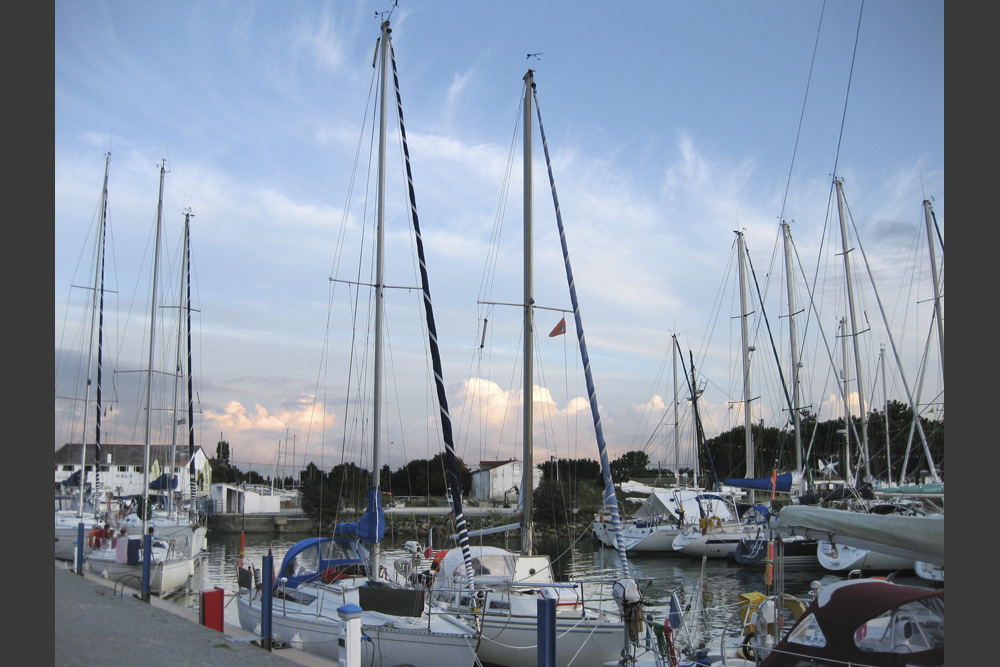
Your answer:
148,473 -> 178,490
359,487 -> 385,543
724,472 -> 793,493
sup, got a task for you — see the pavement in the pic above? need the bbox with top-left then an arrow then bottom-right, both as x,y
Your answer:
54,562 -> 333,667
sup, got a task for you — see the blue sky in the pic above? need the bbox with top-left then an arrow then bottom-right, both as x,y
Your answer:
55,1 -> 944,480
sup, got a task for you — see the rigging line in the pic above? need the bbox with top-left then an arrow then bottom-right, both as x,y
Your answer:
831,0 -> 866,180
390,37 -> 476,584
532,81 -> 631,578
779,0 -> 828,222
844,192 -> 938,480
743,241 -> 796,443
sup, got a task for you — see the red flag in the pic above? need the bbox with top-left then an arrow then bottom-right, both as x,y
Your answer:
548,317 -> 566,337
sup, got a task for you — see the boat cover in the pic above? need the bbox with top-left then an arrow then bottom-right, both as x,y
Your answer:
723,473 -> 792,493
774,506 -> 944,566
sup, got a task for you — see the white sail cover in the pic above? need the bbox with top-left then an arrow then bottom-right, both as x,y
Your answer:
775,506 -> 944,566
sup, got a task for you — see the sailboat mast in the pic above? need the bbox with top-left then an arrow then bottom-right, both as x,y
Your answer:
142,160 -> 167,538
881,346 -> 892,486
519,69 -> 536,557
923,199 -> 944,383
736,230 -> 754,504
834,178 -> 871,482
368,19 -> 391,579
168,213 -> 187,518
672,333 -> 680,481
184,210 -> 197,524
77,152 -> 112,518
781,222 -> 805,491
839,316 -> 854,486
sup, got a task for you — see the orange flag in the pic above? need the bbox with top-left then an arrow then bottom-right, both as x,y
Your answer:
549,317 -> 566,337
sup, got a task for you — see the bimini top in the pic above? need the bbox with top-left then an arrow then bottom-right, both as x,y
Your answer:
761,578 -> 944,667
276,536 -> 369,589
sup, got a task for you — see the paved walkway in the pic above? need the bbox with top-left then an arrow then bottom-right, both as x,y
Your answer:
54,562 -> 332,667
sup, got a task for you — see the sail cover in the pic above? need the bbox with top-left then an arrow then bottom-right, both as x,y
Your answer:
723,472 -> 793,493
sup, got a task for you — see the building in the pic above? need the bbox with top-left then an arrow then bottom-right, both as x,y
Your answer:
54,443 -> 212,501
471,459 -> 542,505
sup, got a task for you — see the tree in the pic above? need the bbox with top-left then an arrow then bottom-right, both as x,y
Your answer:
216,439 -> 230,462
610,450 -> 650,483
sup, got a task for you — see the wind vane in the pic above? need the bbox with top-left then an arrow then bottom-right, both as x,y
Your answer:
527,53 -> 542,60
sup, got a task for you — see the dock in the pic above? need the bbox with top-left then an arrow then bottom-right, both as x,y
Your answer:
54,562 -> 333,666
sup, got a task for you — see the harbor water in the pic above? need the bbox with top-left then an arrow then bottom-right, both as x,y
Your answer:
168,529 -> 932,659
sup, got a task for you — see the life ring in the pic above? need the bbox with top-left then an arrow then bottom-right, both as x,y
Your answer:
709,516 -> 722,529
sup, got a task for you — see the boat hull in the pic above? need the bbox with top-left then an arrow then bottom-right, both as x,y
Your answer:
593,517 -> 681,552
236,588 -> 479,667
476,610 -> 625,667
816,541 -> 915,573
86,555 -> 191,596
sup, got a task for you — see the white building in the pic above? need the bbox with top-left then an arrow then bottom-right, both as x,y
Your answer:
54,443 -> 212,500
471,459 -> 543,505
208,483 -> 285,514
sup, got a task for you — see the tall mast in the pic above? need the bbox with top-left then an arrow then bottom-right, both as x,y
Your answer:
839,317 -> 854,486
167,213 -> 187,518
736,230 -> 754,504
672,333 -> 680,482
520,69 -> 535,557
78,152 -> 111,518
834,178 -> 871,482
923,199 -> 944,384
881,346 -> 892,486
183,209 -> 197,524
142,160 -> 167,538
368,19 -> 391,580
781,221 -> 805,492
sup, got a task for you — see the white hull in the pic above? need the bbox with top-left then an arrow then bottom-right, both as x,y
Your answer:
593,517 -> 682,552
236,585 -> 478,667
816,540 -> 915,572
86,553 -> 192,596
673,527 -> 745,559
914,560 -> 944,583
119,513 -> 208,557
477,610 -> 625,667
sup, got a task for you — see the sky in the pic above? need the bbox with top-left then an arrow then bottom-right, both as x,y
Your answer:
55,0 -> 944,482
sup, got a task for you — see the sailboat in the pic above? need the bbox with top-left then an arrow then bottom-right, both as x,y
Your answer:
55,152 -> 112,565
424,70 -> 652,667
234,20 -> 479,667
115,208 -> 208,559
672,231 -> 768,560
84,160 -> 195,597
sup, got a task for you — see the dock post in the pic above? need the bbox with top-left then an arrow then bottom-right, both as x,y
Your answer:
75,523 -> 85,575
338,603 -> 363,667
141,533 -> 152,602
261,549 -> 273,651
538,597 -> 556,667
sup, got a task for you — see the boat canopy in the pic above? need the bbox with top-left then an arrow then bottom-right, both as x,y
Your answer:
760,579 -> 944,667
632,489 -> 736,522
276,537 -> 368,589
